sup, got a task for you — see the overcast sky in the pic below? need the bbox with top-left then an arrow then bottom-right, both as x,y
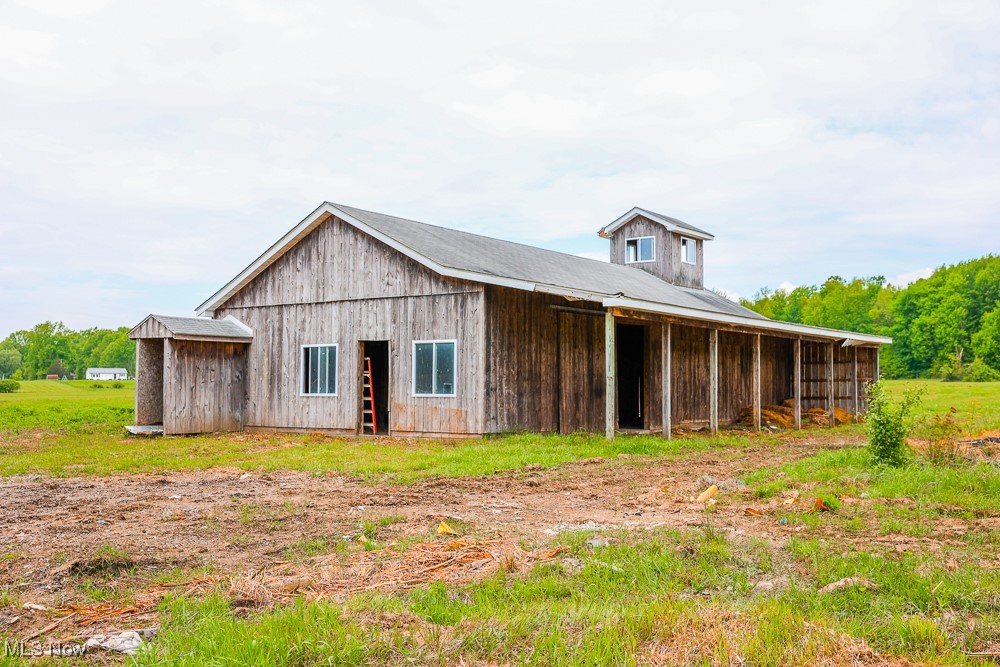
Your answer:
1,1 -> 998,338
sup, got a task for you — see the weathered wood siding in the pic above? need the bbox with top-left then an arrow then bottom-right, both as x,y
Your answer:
483,286 -> 561,433
718,331 -> 754,424
670,323 -> 710,424
135,338 -> 164,425
223,215 -> 473,308
760,336 -> 794,406
216,217 -> 486,436
558,311 -> 606,433
163,340 -> 246,435
132,317 -> 172,339
607,215 -> 704,289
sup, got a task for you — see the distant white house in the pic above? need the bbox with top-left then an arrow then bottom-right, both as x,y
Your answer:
86,368 -> 129,381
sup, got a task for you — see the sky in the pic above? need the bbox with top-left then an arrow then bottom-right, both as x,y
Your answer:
1,0 -> 998,338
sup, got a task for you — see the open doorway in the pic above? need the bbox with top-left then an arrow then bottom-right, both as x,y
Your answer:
360,341 -> 390,435
616,324 -> 645,429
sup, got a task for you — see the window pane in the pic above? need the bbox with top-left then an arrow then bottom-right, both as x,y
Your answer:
317,346 -> 329,394
626,240 -> 637,262
434,342 -> 455,395
309,347 -> 320,394
414,343 -> 434,394
639,237 -> 654,261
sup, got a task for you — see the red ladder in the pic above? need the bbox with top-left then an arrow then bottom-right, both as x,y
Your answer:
362,356 -> 378,434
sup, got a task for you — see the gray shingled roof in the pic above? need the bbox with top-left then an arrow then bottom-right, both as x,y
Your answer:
152,315 -> 253,339
87,368 -> 128,373
329,203 -> 764,320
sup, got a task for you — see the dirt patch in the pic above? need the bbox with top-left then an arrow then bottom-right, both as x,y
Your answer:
0,431 -> 974,653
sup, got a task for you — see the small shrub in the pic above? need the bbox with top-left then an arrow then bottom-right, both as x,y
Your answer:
90,382 -> 104,389
866,378 -> 923,467
963,357 -> 1000,382
0,380 -> 19,394
112,381 -> 124,389
10,370 -> 22,381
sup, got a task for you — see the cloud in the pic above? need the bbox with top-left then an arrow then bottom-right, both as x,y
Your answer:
0,0 -> 998,337
889,268 -> 934,288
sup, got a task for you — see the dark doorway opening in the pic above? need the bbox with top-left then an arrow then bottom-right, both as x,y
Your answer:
616,324 -> 645,429
360,341 -> 390,435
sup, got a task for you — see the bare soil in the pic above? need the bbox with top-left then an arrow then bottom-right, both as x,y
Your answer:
0,432 -> 984,650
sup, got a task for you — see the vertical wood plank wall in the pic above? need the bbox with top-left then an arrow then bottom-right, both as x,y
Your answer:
482,286 -> 562,433
162,340 -> 246,435
718,331 -> 754,424
670,324 -> 710,424
557,311 -> 607,434
215,217 -> 486,437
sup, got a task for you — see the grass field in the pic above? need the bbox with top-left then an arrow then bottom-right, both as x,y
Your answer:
0,379 -> 998,665
0,379 -> 997,480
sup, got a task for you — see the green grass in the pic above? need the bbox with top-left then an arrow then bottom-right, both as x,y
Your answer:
886,379 -> 1000,435
0,379 -> 134,432
0,378 -> 761,478
3,380 -> 1000,664
129,526 -> 998,666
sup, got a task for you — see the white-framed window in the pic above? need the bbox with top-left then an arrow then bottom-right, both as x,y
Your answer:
412,340 -> 457,397
300,344 -> 338,396
625,236 -> 655,263
680,237 -> 697,264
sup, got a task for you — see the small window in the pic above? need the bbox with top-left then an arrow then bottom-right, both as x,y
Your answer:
301,344 -> 337,395
413,340 -> 456,396
680,237 -> 697,264
625,236 -> 655,263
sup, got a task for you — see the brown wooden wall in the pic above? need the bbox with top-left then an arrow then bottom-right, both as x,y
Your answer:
607,216 -> 704,289
135,338 -> 164,426
482,286 -> 561,433
558,311 -> 607,433
761,336 -> 794,407
222,215 -> 473,309
718,331 -> 754,424
215,218 -> 486,437
670,324 -> 710,423
163,340 -> 246,435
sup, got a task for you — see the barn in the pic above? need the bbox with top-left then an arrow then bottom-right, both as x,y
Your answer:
129,203 -> 890,438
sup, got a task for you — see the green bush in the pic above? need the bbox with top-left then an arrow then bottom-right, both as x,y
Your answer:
963,357 -> 1000,382
11,370 -> 22,381
865,378 -> 923,467
0,379 -> 20,393
112,381 -> 124,389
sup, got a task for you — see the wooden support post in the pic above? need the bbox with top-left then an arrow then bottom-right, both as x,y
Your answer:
793,338 -> 802,430
605,310 -> 616,441
662,322 -> 672,439
709,329 -> 719,434
828,341 -> 836,428
875,347 -> 881,380
852,347 -> 859,423
753,333 -> 761,431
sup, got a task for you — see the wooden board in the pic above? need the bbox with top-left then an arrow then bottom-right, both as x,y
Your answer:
557,310 -> 606,434
162,340 -> 246,435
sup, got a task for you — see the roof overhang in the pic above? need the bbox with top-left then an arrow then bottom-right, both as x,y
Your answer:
603,296 -> 892,345
598,207 -> 714,241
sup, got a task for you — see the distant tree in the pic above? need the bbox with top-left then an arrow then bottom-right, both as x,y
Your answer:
972,307 -> 1000,372
0,348 -> 20,379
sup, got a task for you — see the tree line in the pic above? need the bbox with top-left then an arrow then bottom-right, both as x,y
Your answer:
0,322 -> 135,380
740,255 -> 1000,380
